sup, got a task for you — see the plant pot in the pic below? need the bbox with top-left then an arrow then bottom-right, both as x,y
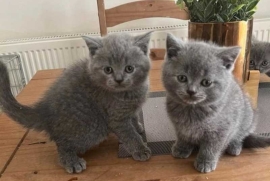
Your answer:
188,19 -> 253,84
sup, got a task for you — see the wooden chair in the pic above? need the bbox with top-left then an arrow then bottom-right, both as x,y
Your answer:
96,0 -> 260,108
96,0 -> 189,36
96,0 -> 189,59
96,1 -> 189,60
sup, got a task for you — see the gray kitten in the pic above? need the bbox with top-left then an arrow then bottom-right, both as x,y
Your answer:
162,34 -> 270,173
0,32 -> 152,173
250,36 -> 270,76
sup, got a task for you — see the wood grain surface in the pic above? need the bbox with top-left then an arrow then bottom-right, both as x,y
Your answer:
0,60 -> 265,181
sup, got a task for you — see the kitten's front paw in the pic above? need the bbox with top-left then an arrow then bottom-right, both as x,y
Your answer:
194,159 -> 217,173
132,145 -> 151,161
226,143 -> 242,156
172,145 -> 192,159
60,157 -> 87,174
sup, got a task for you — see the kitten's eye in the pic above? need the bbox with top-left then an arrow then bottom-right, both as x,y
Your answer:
104,67 -> 113,74
250,60 -> 254,65
262,61 -> 269,67
201,79 -> 212,87
125,66 -> 134,73
177,75 -> 187,82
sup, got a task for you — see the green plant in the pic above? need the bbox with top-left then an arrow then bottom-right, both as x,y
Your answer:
176,0 -> 260,23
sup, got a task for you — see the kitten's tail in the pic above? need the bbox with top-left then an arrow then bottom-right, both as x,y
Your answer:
243,134 -> 270,148
0,60 -> 44,130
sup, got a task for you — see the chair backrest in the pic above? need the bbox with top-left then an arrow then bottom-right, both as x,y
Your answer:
97,0 -> 189,36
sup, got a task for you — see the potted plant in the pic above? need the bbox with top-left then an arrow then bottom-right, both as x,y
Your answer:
176,0 -> 260,83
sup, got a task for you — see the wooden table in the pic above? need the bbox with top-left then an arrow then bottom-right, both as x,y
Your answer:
260,73 -> 270,83
0,60 -> 269,181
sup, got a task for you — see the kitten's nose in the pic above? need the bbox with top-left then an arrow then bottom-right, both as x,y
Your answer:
187,90 -> 196,96
115,77 -> 124,84
115,79 -> 123,84
115,74 -> 124,84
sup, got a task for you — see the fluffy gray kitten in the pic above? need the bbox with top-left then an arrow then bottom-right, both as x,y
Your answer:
250,36 -> 270,76
162,34 -> 270,173
0,32 -> 153,173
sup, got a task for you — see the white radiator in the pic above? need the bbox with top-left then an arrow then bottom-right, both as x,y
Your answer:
0,19 -> 269,84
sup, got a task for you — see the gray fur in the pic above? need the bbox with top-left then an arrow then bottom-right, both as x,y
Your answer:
162,34 -> 270,173
250,36 -> 270,77
0,32 -> 153,173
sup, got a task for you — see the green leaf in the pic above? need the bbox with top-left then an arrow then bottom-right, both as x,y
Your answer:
246,0 -> 260,12
204,0 -> 215,19
180,0 -> 260,22
196,9 -> 205,22
227,4 -> 233,11
194,1 -> 204,11
221,14 -> 229,22
246,10 -> 256,18
216,14 -> 225,22
231,4 -> 245,14
175,0 -> 182,4
238,9 -> 245,19
176,2 -> 186,8
175,0 -> 183,8
232,16 -> 241,21
182,0 -> 192,9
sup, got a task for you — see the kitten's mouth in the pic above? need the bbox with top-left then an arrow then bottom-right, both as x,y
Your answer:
181,96 -> 204,105
110,84 -> 130,91
183,99 -> 200,105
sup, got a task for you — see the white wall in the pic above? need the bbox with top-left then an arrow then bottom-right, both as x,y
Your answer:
0,0 -> 269,41
253,0 -> 270,19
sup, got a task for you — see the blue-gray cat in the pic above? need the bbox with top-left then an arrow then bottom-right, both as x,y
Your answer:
250,36 -> 270,76
0,32 -> 152,173
162,34 -> 270,173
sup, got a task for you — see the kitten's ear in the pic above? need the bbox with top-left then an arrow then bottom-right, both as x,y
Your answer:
217,46 -> 241,71
251,35 -> 259,46
134,31 -> 153,55
82,36 -> 103,56
166,33 -> 184,59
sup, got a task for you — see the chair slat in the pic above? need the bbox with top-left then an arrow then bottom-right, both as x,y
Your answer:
97,0 -> 108,36
105,0 -> 189,28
